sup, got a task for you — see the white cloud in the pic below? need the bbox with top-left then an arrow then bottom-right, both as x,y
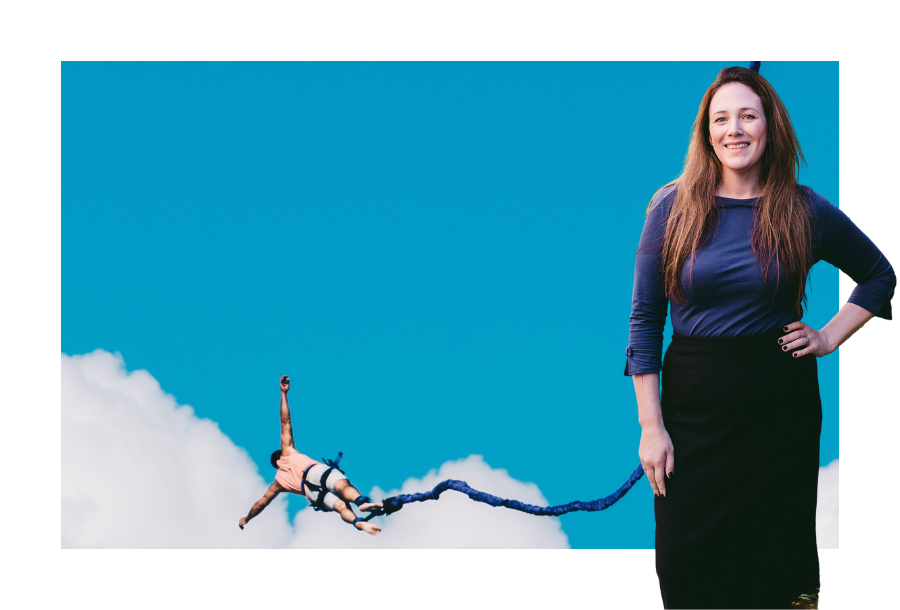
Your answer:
62,350 -> 568,548
62,350 -> 294,548
817,459 -> 838,549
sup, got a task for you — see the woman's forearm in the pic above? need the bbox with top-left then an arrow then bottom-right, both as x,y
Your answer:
633,372 -> 673,496
633,373 -> 663,429
821,302 -> 876,353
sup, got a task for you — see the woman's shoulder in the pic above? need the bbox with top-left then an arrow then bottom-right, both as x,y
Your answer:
645,183 -> 678,218
798,185 -> 843,226
798,185 -> 835,211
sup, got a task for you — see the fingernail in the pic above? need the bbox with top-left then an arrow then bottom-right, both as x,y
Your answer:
782,346 -> 787,351
783,326 -> 789,331
778,339 -> 783,344
793,353 -> 798,357
668,472 -> 673,479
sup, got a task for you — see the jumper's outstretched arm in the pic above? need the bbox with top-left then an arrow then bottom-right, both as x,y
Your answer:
279,375 -> 297,456
239,481 -> 282,529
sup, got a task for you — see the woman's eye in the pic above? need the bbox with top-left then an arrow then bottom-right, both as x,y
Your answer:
714,117 -> 726,123
743,114 -> 756,120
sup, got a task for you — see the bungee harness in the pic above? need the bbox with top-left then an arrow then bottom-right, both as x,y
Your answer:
300,451 -> 349,512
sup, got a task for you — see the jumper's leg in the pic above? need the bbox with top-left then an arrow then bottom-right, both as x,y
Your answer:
333,478 -> 383,513
332,499 -> 381,536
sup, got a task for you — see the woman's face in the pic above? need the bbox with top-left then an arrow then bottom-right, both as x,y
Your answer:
708,82 -> 767,178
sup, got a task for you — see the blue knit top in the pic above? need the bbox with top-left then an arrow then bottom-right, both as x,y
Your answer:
625,186 -> 896,376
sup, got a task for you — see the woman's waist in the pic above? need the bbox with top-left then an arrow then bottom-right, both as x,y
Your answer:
671,326 -> 784,346
669,303 -> 796,342
665,326 -> 796,360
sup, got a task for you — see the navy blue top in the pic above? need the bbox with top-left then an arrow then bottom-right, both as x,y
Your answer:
625,186 -> 896,376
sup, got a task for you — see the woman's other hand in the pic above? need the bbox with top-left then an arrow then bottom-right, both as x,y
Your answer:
639,424 -> 675,497
778,322 -> 835,358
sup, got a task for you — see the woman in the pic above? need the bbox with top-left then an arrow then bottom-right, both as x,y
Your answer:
625,66 -> 895,609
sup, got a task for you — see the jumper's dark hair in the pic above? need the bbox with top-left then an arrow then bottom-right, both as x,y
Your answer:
650,66 -> 812,315
270,450 -> 282,469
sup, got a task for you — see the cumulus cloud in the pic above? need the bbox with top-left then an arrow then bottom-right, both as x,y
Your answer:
62,350 -> 294,548
62,350 -> 568,548
816,459 -> 838,549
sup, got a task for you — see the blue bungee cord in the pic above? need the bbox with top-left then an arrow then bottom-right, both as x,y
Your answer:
375,464 -> 645,519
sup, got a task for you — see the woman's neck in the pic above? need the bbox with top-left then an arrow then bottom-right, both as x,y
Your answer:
716,169 -> 762,199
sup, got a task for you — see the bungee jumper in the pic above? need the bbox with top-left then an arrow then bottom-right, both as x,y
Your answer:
238,375 -> 384,535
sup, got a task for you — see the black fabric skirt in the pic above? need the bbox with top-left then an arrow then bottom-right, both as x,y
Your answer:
655,328 -> 822,609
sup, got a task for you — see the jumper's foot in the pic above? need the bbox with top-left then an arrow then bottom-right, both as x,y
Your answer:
357,521 -> 381,536
358,501 -> 383,513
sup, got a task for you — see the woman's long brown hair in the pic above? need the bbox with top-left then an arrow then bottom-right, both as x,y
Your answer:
651,66 -> 812,315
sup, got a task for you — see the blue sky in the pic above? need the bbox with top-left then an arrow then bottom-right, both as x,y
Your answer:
62,61 -> 839,548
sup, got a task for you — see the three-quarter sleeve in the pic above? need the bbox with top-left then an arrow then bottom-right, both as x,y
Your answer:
814,194 -> 896,319
625,187 -> 675,376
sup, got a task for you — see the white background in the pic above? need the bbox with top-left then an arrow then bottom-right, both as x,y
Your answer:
3,1 -> 897,608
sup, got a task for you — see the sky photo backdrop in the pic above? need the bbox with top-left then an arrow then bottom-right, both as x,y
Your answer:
62,61 -> 839,549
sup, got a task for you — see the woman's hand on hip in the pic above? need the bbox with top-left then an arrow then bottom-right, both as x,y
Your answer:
639,424 -> 674,497
779,322 -> 835,358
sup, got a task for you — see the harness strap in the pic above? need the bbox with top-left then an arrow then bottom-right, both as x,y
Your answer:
299,464 -> 315,497
315,467 -> 336,510
300,464 -> 328,512
321,451 -> 345,474
320,466 -> 334,490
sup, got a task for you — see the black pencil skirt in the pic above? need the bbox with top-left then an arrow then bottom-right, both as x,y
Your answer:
655,329 -> 822,609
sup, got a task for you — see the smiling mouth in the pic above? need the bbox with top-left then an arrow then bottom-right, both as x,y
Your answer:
726,143 -> 749,149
